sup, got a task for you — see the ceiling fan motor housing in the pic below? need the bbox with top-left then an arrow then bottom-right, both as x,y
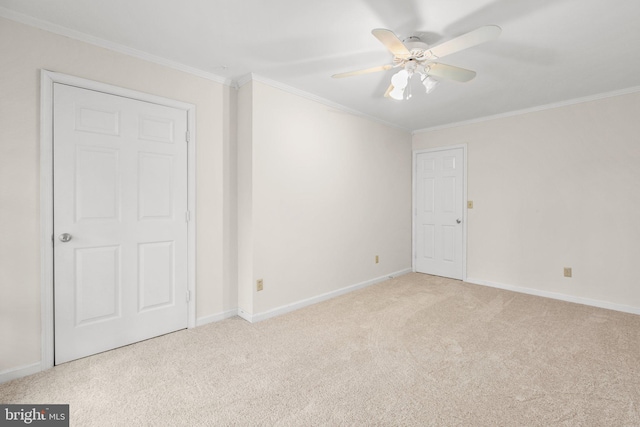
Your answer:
403,36 -> 430,51
399,36 -> 433,62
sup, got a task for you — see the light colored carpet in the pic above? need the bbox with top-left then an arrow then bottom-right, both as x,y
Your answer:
2,273 -> 640,426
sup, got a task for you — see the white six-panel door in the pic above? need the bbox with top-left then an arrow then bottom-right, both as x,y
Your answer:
415,148 -> 464,279
53,83 -> 189,363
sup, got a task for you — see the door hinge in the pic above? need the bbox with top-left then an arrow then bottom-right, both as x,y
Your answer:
185,210 -> 191,223
51,234 -> 54,247
186,290 -> 191,302
185,130 -> 190,143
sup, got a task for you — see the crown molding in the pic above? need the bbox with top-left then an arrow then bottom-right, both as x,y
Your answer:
413,85 -> 640,134
0,6 -> 233,86
236,74 -> 253,88
244,74 -> 410,132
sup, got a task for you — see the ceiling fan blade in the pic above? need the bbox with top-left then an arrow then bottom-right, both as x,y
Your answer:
372,29 -> 410,57
332,64 -> 393,79
384,84 -> 394,98
425,25 -> 501,59
427,63 -> 477,82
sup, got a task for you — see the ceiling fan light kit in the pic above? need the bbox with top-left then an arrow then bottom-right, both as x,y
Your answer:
422,75 -> 438,94
332,25 -> 501,101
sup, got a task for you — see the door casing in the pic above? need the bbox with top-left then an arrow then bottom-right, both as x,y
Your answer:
40,70 -> 197,370
412,145 -> 467,280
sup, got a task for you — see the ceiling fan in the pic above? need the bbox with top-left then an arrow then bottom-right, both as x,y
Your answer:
332,26 -> 501,100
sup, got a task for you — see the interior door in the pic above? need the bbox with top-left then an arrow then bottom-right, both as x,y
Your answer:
415,148 -> 464,279
53,83 -> 189,364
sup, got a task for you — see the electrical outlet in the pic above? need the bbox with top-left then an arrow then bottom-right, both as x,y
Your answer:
256,279 -> 264,291
564,268 -> 572,278
467,200 -> 474,209
375,255 -> 379,264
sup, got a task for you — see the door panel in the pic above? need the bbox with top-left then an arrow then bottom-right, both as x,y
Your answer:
415,148 -> 464,279
442,176 -> 456,213
75,245 -> 121,325
422,224 -> 435,259
75,147 -> 120,221
74,106 -> 120,135
53,83 -> 188,364
138,153 -> 174,220
138,241 -> 175,311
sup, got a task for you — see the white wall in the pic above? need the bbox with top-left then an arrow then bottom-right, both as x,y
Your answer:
413,92 -> 640,310
236,81 -> 254,314
238,80 -> 413,316
0,18 -> 237,373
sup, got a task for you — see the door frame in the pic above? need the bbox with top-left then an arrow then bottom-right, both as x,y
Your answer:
40,70 -> 197,369
412,144 -> 468,280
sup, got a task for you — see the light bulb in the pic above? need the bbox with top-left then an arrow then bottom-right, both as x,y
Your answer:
389,85 -> 404,100
421,75 -> 439,94
391,69 -> 409,90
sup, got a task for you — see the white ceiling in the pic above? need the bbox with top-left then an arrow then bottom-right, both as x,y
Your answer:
2,0 -> 640,131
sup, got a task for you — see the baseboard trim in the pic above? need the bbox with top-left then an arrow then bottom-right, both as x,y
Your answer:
237,309 -> 252,323
466,277 -> 640,315
0,362 -> 42,385
241,268 -> 412,323
195,308 -> 239,327
1,310 -> 239,384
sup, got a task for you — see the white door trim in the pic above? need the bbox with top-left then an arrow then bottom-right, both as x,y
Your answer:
40,70 -> 197,370
412,145 -> 467,280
